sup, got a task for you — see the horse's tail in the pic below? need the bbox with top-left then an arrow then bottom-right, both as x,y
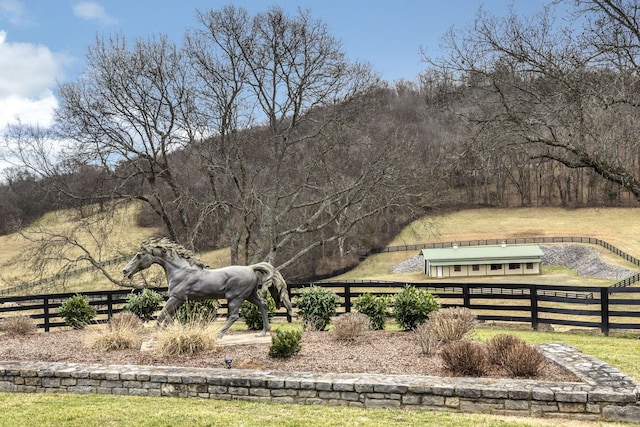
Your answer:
250,262 -> 294,316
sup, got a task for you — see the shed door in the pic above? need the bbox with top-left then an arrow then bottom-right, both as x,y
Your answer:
436,266 -> 443,278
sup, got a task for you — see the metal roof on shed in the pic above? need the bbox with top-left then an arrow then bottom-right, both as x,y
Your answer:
421,245 -> 543,266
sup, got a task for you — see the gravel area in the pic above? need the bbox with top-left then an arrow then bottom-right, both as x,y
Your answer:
392,244 -> 637,280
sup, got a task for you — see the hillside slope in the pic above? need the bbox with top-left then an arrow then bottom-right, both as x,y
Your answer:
2,206 -> 639,292
337,207 -> 640,284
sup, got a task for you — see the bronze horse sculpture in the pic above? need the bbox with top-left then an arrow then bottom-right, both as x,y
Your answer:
122,237 -> 293,337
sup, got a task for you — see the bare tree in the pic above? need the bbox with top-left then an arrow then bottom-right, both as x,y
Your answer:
425,0 -> 640,203
2,6 -> 445,284
184,6 -> 440,271
54,34 -> 219,248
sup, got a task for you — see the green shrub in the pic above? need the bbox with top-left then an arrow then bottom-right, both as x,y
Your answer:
293,286 -> 339,331
125,288 -> 164,321
353,293 -> 390,330
240,294 -> 276,330
392,285 -> 440,330
175,299 -> 218,324
269,328 -> 302,358
58,294 -> 96,329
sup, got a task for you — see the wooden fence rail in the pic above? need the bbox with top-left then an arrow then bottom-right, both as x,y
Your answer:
2,281 -> 640,335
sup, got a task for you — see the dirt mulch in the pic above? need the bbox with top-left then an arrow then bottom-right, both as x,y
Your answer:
0,327 -> 579,382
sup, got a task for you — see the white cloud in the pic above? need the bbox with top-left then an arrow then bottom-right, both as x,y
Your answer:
0,31 -> 68,130
0,0 -> 30,26
72,2 -> 116,25
0,92 -> 58,128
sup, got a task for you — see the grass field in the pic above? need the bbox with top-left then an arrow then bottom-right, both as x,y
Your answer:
338,207 -> 640,284
1,391 -> 629,427
2,205 -> 639,292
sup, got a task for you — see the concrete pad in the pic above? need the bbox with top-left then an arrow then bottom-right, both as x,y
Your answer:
217,333 -> 272,346
140,333 -> 272,351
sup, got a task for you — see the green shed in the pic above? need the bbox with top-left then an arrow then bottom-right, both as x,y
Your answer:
421,244 -> 543,278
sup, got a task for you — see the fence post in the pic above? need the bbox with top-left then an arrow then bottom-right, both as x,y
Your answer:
530,285 -> 539,331
344,284 -> 351,313
462,285 -> 470,308
43,296 -> 50,332
286,283 -> 292,322
107,293 -> 113,321
600,287 -> 610,336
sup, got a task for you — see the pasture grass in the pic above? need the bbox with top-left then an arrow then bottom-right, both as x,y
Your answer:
338,250 -> 628,285
0,201 -> 232,293
2,205 -> 640,292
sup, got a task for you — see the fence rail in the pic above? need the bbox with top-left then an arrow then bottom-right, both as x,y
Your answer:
2,281 -> 640,335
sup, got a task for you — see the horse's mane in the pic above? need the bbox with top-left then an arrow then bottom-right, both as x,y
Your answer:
140,237 -> 208,268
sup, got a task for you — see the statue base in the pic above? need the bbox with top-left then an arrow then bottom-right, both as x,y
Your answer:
217,333 -> 272,347
140,332 -> 272,351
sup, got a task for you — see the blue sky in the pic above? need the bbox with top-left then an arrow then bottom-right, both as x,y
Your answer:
0,0 -> 550,132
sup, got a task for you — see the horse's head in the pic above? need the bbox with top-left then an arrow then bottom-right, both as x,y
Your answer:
123,238 -> 205,280
122,250 -> 156,279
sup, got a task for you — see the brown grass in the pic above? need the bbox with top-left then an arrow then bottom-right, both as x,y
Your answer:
2,206 -> 640,292
0,201 -> 231,293
393,207 -> 640,256
0,315 -> 37,336
154,321 -> 218,357
87,311 -> 145,351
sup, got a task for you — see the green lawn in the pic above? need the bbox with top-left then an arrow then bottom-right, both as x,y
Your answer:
0,391 -> 629,427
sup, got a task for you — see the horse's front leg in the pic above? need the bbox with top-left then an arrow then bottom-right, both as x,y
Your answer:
156,296 -> 183,328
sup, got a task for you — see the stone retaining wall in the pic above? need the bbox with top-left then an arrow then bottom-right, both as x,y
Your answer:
1,343 -> 639,422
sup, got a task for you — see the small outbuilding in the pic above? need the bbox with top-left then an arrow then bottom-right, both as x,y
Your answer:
422,244 -> 543,278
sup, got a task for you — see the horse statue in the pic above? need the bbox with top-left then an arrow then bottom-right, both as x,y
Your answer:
122,237 -> 293,337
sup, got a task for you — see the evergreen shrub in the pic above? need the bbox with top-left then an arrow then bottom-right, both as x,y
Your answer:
392,285 -> 439,330
58,294 -> 96,329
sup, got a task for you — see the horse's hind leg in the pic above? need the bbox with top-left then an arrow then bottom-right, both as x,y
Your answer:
246,291 -> 270,337
217,298 -> 242,338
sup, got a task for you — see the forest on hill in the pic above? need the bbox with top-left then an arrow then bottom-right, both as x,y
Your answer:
1,1 -> 640,281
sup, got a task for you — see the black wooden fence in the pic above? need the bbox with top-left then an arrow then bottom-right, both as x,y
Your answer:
2,281 -> 640,335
